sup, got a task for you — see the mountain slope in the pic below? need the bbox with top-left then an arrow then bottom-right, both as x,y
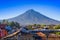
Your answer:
9,9 -> 60,25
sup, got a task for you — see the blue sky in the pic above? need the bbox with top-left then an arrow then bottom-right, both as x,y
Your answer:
0,0 -> 60,21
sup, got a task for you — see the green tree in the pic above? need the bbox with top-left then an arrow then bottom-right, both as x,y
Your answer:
54,25 -> 60,29
56,32 -> 60,35
34,24 -> 37,26
27,25 -> 33,30
8,21 -> 20,28
54,24 -> 60,35
0,22 -> 1,24
15,22 -> 20,28
8,21 -> 15,26
2,19 -> 9,24
41,24 -> 46,28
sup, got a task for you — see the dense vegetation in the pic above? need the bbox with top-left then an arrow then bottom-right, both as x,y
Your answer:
26,24 -> 60,35
53,25 -> 60,35
0,20 -> 60,35
0,19 -> 21,28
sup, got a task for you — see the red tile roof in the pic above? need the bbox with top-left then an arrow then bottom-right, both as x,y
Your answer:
0,24 -> 6,29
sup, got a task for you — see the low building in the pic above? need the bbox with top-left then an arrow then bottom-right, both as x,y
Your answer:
0,24 -> 8,38
0,24 -> 6,29
0,29 -> 8,38
48,34 -> 60,40
36,32 -> 46,40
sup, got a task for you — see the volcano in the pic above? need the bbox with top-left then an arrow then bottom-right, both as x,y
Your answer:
9,9 -> 60,25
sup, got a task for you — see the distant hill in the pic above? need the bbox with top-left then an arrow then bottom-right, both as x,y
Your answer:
7,9 -> 60,25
